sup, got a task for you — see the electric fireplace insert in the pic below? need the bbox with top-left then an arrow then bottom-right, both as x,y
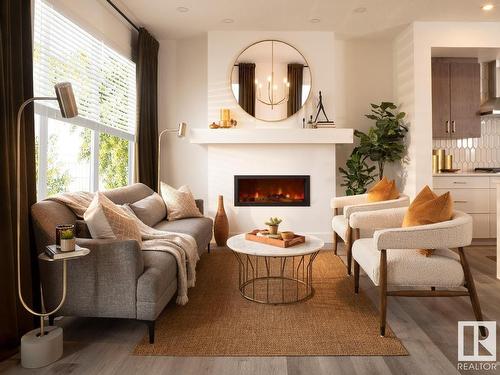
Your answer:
234,175 -> 310,207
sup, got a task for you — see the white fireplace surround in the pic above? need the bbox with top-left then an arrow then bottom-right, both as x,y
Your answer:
195,128 -> 353,241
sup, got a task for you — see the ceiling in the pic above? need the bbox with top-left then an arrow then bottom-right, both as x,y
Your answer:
117,0 -> 500,40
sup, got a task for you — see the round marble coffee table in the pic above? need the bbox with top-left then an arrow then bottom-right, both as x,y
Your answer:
227,234 -> 324,304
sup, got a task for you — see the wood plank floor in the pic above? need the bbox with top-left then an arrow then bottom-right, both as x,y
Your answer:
1,244 -> 499,375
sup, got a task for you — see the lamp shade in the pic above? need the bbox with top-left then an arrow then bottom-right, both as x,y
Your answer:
178,122 -> 187,137
54,82 -> 78,118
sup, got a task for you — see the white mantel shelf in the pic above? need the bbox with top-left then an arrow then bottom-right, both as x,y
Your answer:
189,128 -> 353,144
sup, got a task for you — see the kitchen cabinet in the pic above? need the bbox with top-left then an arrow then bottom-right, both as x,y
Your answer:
433,174 -> 496,239
432,58 -> 481,139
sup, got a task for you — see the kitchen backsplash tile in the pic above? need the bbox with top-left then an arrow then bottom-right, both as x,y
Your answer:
433,118 -> 500,171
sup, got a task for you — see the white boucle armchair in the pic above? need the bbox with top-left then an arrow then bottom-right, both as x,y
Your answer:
330,193 -> 410,275
349,207 -> 485,337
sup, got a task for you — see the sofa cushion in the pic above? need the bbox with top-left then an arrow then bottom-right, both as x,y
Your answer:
160,182 -> 203,221
129,192 -> 167,227
84,192 -> 142,243
154,217 -> 213,255
352,238 -> 465,288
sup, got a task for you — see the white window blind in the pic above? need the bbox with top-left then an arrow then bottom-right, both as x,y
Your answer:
33,0 -> 137,138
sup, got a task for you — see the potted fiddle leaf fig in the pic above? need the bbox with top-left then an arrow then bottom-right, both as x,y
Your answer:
356,102 -> 408,180
339,147 -> 376,195
60,228 -> 76,252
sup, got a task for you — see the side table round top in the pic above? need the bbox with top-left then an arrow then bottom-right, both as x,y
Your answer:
38,247 -> 90,262
227,233 -> 324,257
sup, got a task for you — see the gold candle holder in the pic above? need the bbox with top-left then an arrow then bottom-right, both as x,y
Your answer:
445,155 -> 453,170
432,155 -> 439,174
220,109 -> 231,128
436,149 -> 446,172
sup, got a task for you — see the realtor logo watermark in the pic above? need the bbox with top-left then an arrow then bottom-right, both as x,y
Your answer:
457,321 -> 497,371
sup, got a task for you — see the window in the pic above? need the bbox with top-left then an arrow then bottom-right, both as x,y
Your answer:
33,0 -> 136,199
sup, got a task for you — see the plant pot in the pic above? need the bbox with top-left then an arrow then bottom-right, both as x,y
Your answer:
268,225 -> 279,235
214,195 -> 229,246
60,238 -> 75,252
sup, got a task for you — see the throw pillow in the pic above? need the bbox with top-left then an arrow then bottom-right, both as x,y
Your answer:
160,182 -> 203,221
402,185 -> 453,256
84,192 -> 142,243
129,192 -> 167,227
367,176 -> 400,202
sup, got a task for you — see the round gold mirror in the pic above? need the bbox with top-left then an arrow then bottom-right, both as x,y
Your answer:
231,40 -> 311,122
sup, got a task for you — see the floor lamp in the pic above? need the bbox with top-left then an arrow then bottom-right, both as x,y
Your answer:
16,82 -> 78,368
157,122 -> 187,192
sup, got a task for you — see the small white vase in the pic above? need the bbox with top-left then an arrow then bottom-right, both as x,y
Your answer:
60,238 -> 75,252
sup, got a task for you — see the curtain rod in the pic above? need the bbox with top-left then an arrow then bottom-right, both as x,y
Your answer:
106,0 -> 140,32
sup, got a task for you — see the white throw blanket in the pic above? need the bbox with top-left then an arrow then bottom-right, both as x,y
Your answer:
48,192 -> 199,305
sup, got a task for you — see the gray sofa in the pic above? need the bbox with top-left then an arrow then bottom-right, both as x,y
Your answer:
31,183 -> 213,343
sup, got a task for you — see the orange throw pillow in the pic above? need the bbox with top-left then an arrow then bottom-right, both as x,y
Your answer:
402,185 -> 454,256
367,176 -> 400,203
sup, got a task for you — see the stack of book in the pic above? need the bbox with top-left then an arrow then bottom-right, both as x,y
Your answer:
45,244 -> 88,260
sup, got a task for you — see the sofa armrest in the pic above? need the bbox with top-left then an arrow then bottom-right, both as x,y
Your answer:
331,194 -> 368,209
344,195 -> 410,218
41,238 -> 144,319
374,211 -> 472,250
350,207 -> 407,230
195,199 -> 204,215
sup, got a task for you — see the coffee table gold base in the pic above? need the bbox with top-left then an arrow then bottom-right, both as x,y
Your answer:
232,252 -> 320,304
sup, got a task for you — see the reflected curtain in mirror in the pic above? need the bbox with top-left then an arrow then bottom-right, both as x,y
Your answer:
238,63 -> 256,117
287,64 -> 303,117
0,0 -> 38,360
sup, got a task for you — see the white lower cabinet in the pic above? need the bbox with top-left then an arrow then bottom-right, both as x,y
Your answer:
433,175 -> 497,239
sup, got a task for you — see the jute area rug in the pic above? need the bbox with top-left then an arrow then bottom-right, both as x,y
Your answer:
134,249 -> 408,356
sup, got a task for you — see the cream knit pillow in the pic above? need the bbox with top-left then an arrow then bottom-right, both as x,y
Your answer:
160,182 -> 203,221
84,192 -> 142,243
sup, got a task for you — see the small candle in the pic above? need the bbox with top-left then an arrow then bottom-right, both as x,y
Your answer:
220,109 -> 231,123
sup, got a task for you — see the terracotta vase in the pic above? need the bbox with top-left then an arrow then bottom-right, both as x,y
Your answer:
214,195 -> 229,246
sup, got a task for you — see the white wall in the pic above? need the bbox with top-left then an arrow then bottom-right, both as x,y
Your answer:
394,22 -> 500,196
158,35 -> 209,202
335,39 -> 395,193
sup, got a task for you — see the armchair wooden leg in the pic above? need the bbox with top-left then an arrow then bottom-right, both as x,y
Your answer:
458,247 -> 486,337
346,227 -> 353,275
207,243 -> 211,254
379,250 -> 387,337
333,232 -> 338,255
354,259 -> 360,294
332,208 -> 339,255
431,287 -> 436,291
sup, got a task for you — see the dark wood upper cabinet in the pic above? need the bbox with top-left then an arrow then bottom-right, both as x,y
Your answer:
432,58 -> 481,139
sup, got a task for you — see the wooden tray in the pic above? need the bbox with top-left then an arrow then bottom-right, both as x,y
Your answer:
245,230 -> 305,248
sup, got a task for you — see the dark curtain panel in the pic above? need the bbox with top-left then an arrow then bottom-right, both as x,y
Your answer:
287,64 -> 304,117
136,28 -> 160,191
0,0 -> 38,360
238,63 -> 255,116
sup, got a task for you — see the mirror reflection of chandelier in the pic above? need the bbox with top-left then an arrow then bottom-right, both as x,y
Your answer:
254,40 -> 290,109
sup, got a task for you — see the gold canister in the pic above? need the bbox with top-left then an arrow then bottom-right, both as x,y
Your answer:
436,149 -> 446,172
219,109 -> 231,127
445,155 -> 453,170
432,155 -> 439,174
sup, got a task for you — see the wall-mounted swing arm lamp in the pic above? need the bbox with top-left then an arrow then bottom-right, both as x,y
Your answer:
157,122 -> 187,192
16,82 -> 78,368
